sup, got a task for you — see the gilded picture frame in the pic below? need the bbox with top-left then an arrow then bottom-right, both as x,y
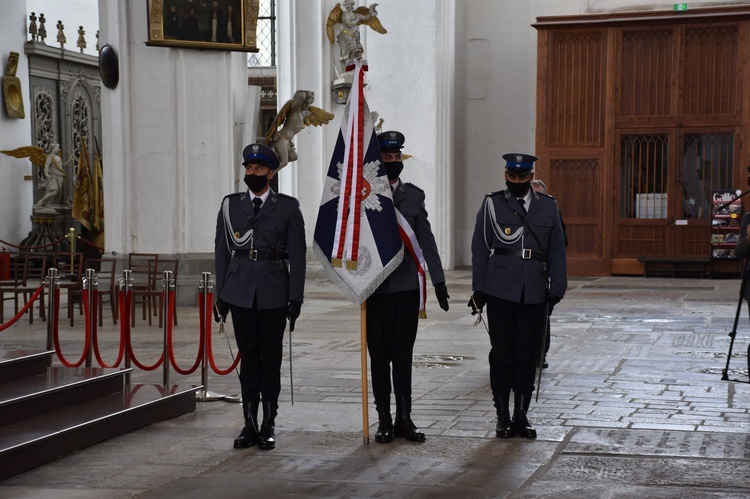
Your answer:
146,0 -> 260,53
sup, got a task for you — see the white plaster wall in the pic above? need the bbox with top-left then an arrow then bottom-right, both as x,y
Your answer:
8,0 -> 750,263
0,1 -> 34,247
586,0 -> 750,12
98,0 -> 250,256
277,0 -> 454,268
455,0 -> 583,266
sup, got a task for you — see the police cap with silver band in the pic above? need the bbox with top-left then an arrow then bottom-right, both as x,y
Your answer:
377,130 -> 405,151
242,143 -> 280,170
502,153 -> 538,172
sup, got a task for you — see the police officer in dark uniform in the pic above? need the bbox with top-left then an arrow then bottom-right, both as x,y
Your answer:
367,130 -> 450,444
214,143 -> 306,450
469,153 -> 567,439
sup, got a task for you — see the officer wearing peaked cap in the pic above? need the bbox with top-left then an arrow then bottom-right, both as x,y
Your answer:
469,151 -> 567,439
214,143 -> 306,451
367,130 -> 450,444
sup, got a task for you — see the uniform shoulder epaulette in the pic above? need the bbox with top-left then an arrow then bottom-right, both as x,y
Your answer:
404,182 -> 424,194
485,190 -> 504,198
275,192 -> 297,201
223,192 -> 242,201
536,192 -> 555,200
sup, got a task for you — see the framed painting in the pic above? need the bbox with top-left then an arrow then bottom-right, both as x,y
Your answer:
146,0 -> 260,52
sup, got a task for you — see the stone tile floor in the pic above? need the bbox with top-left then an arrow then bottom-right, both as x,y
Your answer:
0,268 -> 748,497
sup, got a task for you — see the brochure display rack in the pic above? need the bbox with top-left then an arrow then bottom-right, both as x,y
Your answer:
711,190 -> 742,260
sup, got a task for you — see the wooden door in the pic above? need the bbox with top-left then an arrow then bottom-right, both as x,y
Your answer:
613,127 -> 738,264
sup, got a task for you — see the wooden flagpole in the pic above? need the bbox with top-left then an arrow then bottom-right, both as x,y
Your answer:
360,302 -> 370,444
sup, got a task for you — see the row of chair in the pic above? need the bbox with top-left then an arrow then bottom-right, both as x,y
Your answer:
0,252 -> 178,328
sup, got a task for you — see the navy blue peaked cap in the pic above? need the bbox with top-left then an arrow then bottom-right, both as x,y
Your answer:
377,130 -> 405,151
242,143 -> 280,170
502,153 -> 538,171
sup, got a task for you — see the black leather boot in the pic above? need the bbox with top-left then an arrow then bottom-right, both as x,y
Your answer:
234,399 -> 260,448
374,395 -> 394,443
511,392 -> 537,439
258,400 -> 277,450
393,396 -> 425,442
494,392 -> 512,438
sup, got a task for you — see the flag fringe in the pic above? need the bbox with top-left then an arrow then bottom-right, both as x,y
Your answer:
314,242 -> 404,306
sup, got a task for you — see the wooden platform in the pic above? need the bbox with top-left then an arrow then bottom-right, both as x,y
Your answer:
0,350 -> 199,480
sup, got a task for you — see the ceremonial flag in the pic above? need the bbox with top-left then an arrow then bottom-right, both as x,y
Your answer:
91,140 -> 105,249
71,140 -> 93,232
313,59 -> 403,305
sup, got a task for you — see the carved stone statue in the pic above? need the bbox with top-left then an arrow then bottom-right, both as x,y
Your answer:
326,1 -> 387,75
263,90 -> 334,170
1,144 -> 68,213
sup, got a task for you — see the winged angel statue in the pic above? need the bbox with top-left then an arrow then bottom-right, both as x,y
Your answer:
1,144 -> 67,213
264,90 -> 334,170
326,1 -> 387,74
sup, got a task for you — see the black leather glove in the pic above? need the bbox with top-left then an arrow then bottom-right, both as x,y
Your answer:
435,282 -> 450,311
287,300 -> 302,332
467,290 -> 486,315
547,294 -> 561,314
213,298 -> 230,323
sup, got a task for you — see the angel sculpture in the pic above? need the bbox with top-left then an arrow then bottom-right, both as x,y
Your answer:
263,90 -> 334,170
1,144 -> 67,213
326,1 -> 387,75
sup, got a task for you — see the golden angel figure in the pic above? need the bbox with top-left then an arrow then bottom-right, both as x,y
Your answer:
326,1 -> 387,74
1,144 -> 67,213
264,90 -> 334,170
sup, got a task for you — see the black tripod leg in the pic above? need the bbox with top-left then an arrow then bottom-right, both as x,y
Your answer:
722,259 -> 750,381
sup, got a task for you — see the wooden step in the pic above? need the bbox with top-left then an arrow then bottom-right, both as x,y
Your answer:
0,382 -> 198,480
0,347 -> 200,481
0,366 -> 127,426
0,350 -> 53,383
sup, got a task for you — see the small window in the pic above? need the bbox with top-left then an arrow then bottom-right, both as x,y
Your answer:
620,134 -> 669,219
248,0 -> 276,67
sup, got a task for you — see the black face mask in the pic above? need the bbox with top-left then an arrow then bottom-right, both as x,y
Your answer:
506,180 -> 531,198
244,174 -> 269,193
385,161 -> 404,180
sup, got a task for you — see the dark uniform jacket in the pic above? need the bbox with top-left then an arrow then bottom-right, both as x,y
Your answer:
375,181 -> 446,294
471,189 -> 567,304
215,188 -> 306,309
734,212 -> 750,302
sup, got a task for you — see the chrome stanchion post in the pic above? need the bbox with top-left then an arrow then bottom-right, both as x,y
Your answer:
83,268 -> 96,367
196,272 -> 226,402
162,270 -> 174,386
46,268 -> 59,351
121,269 -> 132,384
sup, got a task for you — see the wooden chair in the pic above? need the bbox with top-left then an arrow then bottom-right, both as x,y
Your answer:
130,257 -> 179,328
72,257 -> 118,326
128,253 -> 159,326
0,253 -> 48,324
52,252 -> 85,327
0,252 -> 21,323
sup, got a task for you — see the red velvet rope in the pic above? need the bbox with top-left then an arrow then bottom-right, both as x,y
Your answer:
0,236 -> 67,251
53,288 -> 91,367
205,291 -> 241,375
0,286 -> 44,331
74,235 -> 105,252
85,288 -> 125,368
123,289 -> 164,371
167,290 -> 203,375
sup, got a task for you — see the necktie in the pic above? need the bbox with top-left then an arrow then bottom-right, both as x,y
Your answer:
518,198 -> 527,216
253,197 -> 262,215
